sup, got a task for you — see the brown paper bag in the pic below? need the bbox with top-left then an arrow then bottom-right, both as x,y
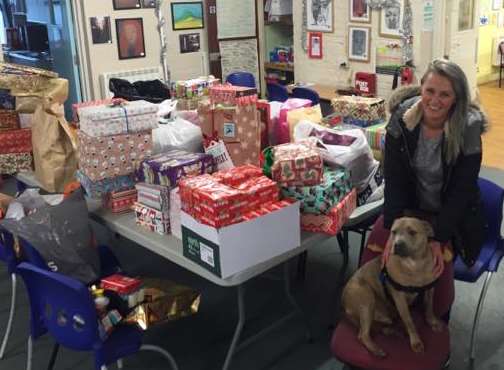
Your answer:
0,62 -> 58,94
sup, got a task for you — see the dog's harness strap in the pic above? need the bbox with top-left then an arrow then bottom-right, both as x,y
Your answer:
380,266 -> 439,295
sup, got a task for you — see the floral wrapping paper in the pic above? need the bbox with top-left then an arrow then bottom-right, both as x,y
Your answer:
134,202 -> 171,235
282,167 -> 352,215
271,142 -> 323,187
300,189 -> 357,235
135,182 -> 170,213
76,170 -> 136,199
331,96 -> 386,127
0,152 -> 32,174
103,188 -> 137,214
0,128 -> 32,154
0,109 -> 20,131
72,98 -> 126,123
78,100 -> 158,137
135,149 -> 216,188
78,130 -> 153,182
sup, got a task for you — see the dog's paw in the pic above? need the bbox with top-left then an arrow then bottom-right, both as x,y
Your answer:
427,317 -> 445,332
410,338 -> 424,353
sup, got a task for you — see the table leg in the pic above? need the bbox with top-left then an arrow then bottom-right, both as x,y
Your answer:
222,285 -> 246,370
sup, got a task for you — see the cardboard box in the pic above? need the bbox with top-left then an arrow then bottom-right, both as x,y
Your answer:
181,202 -> 300,278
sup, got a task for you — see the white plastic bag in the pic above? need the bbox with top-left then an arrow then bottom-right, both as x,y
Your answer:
152,117 -> 203,154
294,120 -> 379,192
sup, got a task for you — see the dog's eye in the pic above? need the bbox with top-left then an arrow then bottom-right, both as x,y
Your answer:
408,229 -> 417,236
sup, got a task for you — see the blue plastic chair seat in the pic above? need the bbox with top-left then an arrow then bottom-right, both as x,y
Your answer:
226,72 -> 256,88
454,242 -> 504,282
97,324 -> 143,366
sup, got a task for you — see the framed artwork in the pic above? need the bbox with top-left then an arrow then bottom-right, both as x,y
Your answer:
348,26 -> 370,62
379,1 -> 404,38
90,16 -> 112,44
308,32 -> 323,59
459,0 -> 474,30
115,18 -> 146,59
493,0 -> 502,10
350,0 -> 371,23
141,0 -> 156,8
306,0 -> 333,32
179,33 -> 201,53
112,0 -> 141,10
171,2 -> 204,30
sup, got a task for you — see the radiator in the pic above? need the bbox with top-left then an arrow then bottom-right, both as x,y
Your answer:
99,66 -> 163,99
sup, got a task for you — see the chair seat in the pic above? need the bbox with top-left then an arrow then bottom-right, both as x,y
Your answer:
98,324 -> 143,367
331,311 -> 450,370
454,242 -> 504,282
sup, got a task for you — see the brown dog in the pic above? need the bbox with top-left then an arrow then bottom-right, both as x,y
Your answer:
341,217 -> 445,357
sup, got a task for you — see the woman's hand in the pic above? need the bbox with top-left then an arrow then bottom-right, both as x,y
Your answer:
430,240 -> 445,278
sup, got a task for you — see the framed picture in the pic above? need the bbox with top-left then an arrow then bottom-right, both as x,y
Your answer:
493,0 -> 502,10
306,0 -> 333,32
349,0 -> 371,23
115,18 -> 146,59
179,33 -> 201,53
90,16 -> 112,44
113,0 -> 141,10
171,2 -> 204,31
308,32 -> 323,59
379,1 -> 404,38
141,0 -> 156,8
459,0 -> 474,30
348,26 -> 370,62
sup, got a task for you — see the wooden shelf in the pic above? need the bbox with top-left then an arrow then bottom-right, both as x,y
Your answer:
264,62 -> 294,72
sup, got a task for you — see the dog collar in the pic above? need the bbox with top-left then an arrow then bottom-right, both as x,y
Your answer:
380,266 -> 439,295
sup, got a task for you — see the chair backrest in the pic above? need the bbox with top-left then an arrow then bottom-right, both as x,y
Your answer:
226,72 -> 256,88
291,87 -> 320,105
478,177 -> 504,243
266,83 -> 289,102
499,41 -> 504,56
17,262 -> 101,351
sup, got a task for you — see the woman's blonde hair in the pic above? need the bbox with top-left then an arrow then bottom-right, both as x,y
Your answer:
421,59 -> 470,164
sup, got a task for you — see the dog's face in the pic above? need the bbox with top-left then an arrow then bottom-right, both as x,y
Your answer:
389,217 -> 434,259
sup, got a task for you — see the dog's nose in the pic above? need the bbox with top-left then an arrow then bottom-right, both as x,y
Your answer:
394,240 -> 408,257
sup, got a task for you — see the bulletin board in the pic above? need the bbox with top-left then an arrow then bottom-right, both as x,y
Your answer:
216,0 -> 256,39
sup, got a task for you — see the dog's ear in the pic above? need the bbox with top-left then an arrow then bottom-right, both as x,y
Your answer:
420,221 -> 434,238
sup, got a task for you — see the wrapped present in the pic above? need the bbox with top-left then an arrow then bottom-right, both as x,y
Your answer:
236,176 -> 279,212
78,100 -> 158,137
320,112 -> 343,128
136,149 -> 215,188
0,109 -> 19,131
363,122 -> 386,151
170,76 -> 219,99
76,170 -> 136,199
134,202 -> 171,235
0,89 -> 15,110
209,84 -> 257,106
282,167 -> 352,214
104,188 -> 137,214
169,187 -> 182,239
126,278 -> 200,330
212,164 -> 263,187
135,182 -> 170,212
301,189 -> 357,235
0,128 -> 32,154
331,96 -> 386,127
269,142 -> 323,187
0,62 -> 58,93
256,100 -> 271,149
101,274 -> 142,295
0,152 -> 32,174
276,98 -> 312,144
77,130 -> 152,182
72,98 -> 126,123
197,98 -> 214,137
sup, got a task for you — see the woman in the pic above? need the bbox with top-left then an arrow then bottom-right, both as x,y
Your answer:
364,59 -> 487,317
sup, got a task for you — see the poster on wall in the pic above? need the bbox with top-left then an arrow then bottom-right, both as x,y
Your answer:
171,2 -> 204,30
113,0 -> 141,10
90,16 -> 112,44
308,32 -> 323,58
379,0 -> 404,38
423,0 -> 433,31
493,0 -> 502,11
115,18 -> 146,59
216,0 -> 256,39
349,0 -> 371,23
307,0 -> 333,32
459,0 -> 474,31
219,38 -> 259,88
375,39 -> 402,74
180,33 -> 201,53
348,26 -> 370,62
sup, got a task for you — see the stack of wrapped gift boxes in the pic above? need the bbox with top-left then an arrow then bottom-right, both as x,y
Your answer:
171,76 -> 219,111
133,149 -> 216,235
266,141 -> 357,235
331,96 -> 386,128
0,89 -> 33,174
75,100 -> 158,212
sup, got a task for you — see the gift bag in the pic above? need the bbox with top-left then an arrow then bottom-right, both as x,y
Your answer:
276,98 -> 312,144
285,105 -> 322,144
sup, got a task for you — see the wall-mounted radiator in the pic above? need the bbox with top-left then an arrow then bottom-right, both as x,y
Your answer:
99,66 -> 163,99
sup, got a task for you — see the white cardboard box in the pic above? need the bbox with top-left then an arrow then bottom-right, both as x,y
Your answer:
181,202 -> 301,278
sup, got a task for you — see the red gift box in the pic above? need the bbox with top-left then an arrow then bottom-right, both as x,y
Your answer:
0,110 -> 20,131
101,274 -> 142,295
104,188 -> 137,214
212,164 -> 264,187
0,128 -> 32,154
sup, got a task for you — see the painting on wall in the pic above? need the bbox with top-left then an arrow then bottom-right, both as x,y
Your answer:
379,0 -> 404,38
179,33 -> 201,53
306,0 -> 333,32
171,2 -> 204,30
116,18 -> 146,59
90,16 -> 112,44
308,32 -> 323,58
493,0 -> 502,11
459,0 -> 474,30
348,26 -> 370,62
141,0 -> 156,8
375,39 -> 402,74
350,0 -> 371,23
113,0 -> 141,10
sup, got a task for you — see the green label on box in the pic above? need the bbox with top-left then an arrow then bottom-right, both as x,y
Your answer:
182,226 -> 222,277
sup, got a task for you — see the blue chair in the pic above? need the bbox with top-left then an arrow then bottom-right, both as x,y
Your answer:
226,72 -> 256,88
17,262 -> 179,370
453,177 -> 504,362
0,230 -> 18,360
292,87 -> 320,105
266,83 -> 289,102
